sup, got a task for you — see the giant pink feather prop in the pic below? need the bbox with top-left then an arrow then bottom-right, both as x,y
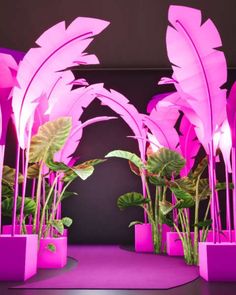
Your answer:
166,5 -> 227,148
179,115 -> 201,176
95,86 -> 147,222
147,92 -> 174,114
227,82 -> 236,241
227,82 -> 236,147
0,53 -> 19,234
57,116 -> 117,164
12,17 -> 109,149
95,86 -> 147,160
166,5 -> 228,241
143,92 -> 180,150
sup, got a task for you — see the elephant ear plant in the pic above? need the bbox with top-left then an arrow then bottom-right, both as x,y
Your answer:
106,148 -> 229,263
28,116 -> 105,243
105,148 -> 185,254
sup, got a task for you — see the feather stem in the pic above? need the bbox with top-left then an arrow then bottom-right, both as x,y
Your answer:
12,144 -> 20,236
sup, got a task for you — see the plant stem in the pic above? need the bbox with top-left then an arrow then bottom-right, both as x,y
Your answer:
12,144 -> 20,236
19,122 -> 32,234
38,176 -> 59,241
225,166 -> 232,242
32,161 -> 43,234
232,147 -> 236,243
45,179 -> 73,238
0,145 -> 5,234
145,178 -> 153,218
193,175 -> 200,264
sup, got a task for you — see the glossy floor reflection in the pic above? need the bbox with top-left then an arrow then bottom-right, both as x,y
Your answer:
1,278 -> 236,295
0,255 -> 236,295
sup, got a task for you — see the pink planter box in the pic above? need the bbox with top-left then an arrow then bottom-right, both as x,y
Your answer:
199,242 -> 236,281
2,225 -> 68,236
135,223 -> 170,253
166,231 -> 194,256
0,234 -> 38,281
38,236 -> 67,268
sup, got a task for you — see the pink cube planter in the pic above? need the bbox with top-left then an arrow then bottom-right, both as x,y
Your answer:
199,242 -> 236,281
38,236 -> 67,268
135,223 -> 170,253
2,225 -> 68,236
0,234 -> 38,281
166,231 -> 194,256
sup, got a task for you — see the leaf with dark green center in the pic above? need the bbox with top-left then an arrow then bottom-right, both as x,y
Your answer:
147,148 -> 185,178
159,200 -> 175,215
62,217 -> 73,227
47,243 -> 56,252
149,176 -> 167,186
63,159 -> 106,182
46,159 -> 70,172
27,163 -> 40,179
170,187 -> 195,208
169,177 -> 195,194
117,192 -> 149,210
51,220 -> 64,235
1,197 -> 36,217
105,150 -> 144,169
29,117 -> 72,163
2,184 -> 13,198
2,165 -> 23,187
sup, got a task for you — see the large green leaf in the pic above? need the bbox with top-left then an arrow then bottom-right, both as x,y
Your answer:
62,217 -> 73,227
170,177 -> 195,194
29,117 -> 72,163
45,159 -> 70,172
2,165 -> 23,187
170,187 -> 195,208
159,200 -> 175,215
2,184 -> 13,198
149,176 -> 167,186
105,150 -> 144,169
147,148 -> 185,178
51,220 -> 64,235
63,159 -> 106,182
2,197 -> 36,217
27,163 -> 40,179
117,192 -> 149,210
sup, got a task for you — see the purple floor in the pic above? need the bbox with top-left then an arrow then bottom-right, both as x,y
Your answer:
15,245 -> 199,289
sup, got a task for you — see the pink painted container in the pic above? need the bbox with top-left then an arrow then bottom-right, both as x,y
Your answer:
2,225 -> 68,236
0,234 -> 38,281
135,223 -> 170,253
166,231 -> 194,256
199,242 -> 236,281
37,236 -> 67,269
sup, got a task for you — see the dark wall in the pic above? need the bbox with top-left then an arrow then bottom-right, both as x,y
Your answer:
0,0 -> 236,67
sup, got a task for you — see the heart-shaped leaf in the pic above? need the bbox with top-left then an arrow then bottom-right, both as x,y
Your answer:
29,117 -> 72,163
147,148 -> 185,178
117,192 -> 149,210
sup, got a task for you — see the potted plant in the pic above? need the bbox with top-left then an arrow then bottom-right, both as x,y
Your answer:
161,4 -> 236,277
105,148 -> 186,254
23,116 -> 105,268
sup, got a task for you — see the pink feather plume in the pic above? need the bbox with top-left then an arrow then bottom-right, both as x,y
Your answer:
12,17 -> 109,149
